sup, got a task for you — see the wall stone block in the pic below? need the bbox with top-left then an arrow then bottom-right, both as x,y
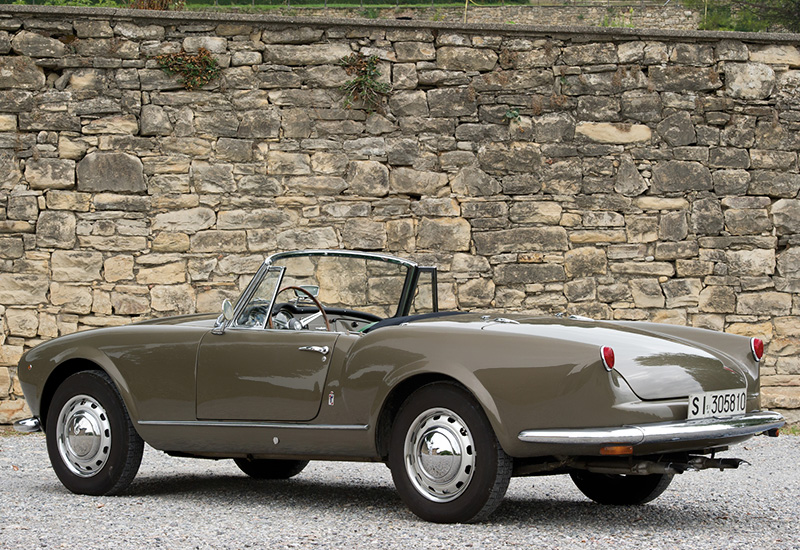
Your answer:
474,227 -> 568,255
152,207 -> 216,233
436,46 -> 497,71
427,87 -> 477,118
0,56 -> 44,89
49,282 -> 92,314
190,230 -> 247,253
263,44 -> 352,66
771,200 -> 800,234
111,290 -> 150,316
749,45 -> 800,67
417,217 -> 471,251
36,211 -> 76,249
77,152 -> 145,193
5,308 -> 38,338
342,219 -> 387,250
691,198 -> 724,235
51,250 -> 103,282
495,263 -> 566,285
575,122 -> 651,144
656,112 -> 695,147
648,65 -> 722,92
737,292 -> 792,316
25,158 -> 75,190
276,226 -> 338,250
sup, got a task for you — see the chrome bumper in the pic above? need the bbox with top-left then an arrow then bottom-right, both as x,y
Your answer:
13,417 -> 41,433
518,411 -> 785,446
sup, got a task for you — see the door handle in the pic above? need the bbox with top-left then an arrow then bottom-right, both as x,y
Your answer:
299,345 -> 329,355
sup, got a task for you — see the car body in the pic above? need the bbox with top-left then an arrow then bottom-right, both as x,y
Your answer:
15,249 -> 785,522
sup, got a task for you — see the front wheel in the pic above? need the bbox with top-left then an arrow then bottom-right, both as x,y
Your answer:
233,457 -> 309,479
388,382 -> 512,523
46,370 -> 144,496
570,471 -> 673,505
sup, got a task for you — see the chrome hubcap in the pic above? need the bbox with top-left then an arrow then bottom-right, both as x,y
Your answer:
56,395 -> 112,478
404,407 -> 475,503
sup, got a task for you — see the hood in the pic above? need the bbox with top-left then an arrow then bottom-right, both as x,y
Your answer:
133,312 -> 218,329
415,314 -> 748,400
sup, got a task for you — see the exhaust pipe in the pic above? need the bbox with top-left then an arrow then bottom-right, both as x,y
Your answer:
575,456 -> 748,476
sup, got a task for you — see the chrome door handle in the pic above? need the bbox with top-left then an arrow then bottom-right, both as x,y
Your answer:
299,345 -> 329,355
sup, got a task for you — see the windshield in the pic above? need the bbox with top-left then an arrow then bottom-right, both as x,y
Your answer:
272,254 -> 410,318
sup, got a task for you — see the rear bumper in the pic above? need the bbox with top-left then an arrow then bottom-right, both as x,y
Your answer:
518,411 -> 785,449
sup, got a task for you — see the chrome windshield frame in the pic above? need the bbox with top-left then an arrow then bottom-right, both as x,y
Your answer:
217,250 -> 439,333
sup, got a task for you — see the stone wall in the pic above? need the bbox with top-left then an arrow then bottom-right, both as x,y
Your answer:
1,6 -> 799,424
278,5 -> 701,31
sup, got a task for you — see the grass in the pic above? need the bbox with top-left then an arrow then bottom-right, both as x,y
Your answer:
0,425 -> 41,437
780,424 -> 800,436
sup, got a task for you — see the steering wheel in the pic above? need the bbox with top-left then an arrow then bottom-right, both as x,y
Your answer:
268,286 -> 331,331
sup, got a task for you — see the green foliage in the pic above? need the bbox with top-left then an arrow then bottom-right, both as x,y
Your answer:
155,48 -> 220,90
686,0 -> 796,31
359,7 -> 380,17
600,7 -> 635,28
733,0 -> 800,32
693,1 -> 768,31
339,53 -> 392,113
503,108 -> 520,122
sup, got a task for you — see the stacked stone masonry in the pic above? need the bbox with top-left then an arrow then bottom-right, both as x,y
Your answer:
275,5 -> 702,32
0,6 -> 799,424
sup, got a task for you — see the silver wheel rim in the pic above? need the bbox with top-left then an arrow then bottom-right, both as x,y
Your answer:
56,394 -> 112,478
403,407 -> 476,503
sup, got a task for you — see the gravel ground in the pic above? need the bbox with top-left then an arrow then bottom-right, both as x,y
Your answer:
1,430 -> 798,550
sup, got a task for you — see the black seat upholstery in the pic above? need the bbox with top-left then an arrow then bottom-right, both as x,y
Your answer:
361,311 -> 469,333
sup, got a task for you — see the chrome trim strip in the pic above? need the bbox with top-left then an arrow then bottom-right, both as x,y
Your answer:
13,417 -> 41,433
266,249 -> 418,270
138,420 -> 369,431
518,411 -> 785,446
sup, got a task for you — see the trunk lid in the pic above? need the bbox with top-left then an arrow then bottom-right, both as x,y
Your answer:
425,314 -> 748,400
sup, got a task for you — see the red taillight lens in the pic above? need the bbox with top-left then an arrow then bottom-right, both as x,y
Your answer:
601,346 -> 615,371
751,338 -> 764,362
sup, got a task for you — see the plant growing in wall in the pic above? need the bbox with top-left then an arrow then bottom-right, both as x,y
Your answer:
340,53 -> 392,114
155,48 -> 220,91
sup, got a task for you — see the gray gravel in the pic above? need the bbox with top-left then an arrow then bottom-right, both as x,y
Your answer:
1,431 -> 798,549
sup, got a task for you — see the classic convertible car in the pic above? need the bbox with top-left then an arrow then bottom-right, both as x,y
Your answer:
15,250 -> 785,523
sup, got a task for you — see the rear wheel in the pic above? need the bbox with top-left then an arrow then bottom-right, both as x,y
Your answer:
46,370 -> 144,496
388,382 -> 512,523
233,458 -> 309,479
570,471 -> 673,505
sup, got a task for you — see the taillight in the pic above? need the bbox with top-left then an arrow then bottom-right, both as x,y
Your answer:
600,346 -> 615,371
751,338 -> 764,362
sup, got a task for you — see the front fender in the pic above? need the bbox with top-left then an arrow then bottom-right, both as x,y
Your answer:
21,339 -> 139,430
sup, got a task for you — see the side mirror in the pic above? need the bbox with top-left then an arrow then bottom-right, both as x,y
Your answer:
222,299 -> 234,321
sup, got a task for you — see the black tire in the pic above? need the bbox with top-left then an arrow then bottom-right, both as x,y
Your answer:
388,382 -> 512,523
233,458 -> 309,479
570,471 -> 673,505
46,370 -> 144,496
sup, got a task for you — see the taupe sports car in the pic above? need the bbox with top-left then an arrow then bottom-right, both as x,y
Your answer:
15,250 -> 785,523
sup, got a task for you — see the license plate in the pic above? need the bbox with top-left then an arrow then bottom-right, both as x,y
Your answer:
688,389 -> 747,420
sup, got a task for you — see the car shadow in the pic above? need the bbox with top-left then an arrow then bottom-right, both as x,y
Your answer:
121,472 -> 409,516
102,471 -> 729,528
